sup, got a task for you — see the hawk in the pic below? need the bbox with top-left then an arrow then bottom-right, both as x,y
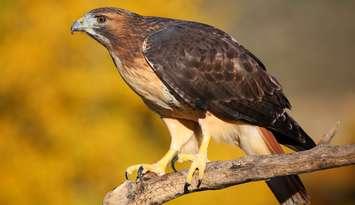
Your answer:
71,7 -> 316,204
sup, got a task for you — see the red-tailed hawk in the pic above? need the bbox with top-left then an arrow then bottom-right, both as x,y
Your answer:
71,7 -> 315,204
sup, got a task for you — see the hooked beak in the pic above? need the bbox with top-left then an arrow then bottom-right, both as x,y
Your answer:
71,17 -> 85,34
70,14 -> 110,45
71,21 -> 80,33
71,15 -> 98,34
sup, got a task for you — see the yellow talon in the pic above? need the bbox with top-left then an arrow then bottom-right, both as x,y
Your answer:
177,152 -> 208,185
125,149 -> 177,180
125,163 -> 166,177
180,118 -> 211,187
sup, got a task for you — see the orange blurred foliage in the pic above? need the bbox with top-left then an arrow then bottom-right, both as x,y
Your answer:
0,1 -> 268,204
0,1 -> 354,205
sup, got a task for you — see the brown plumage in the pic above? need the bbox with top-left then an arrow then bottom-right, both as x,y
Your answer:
71,7 -> 315,204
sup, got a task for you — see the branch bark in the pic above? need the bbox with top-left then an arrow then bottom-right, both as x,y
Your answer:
103,123 -> 348,204
103,143 -> 355,205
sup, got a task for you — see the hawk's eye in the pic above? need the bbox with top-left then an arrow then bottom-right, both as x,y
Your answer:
96,15 -> 107,24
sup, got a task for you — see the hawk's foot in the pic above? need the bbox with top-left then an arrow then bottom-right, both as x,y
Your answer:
125,163 -> 166,179
125,149 -> 177,180
178,152 -> 208,185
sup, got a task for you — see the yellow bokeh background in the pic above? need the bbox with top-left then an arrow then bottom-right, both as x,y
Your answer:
1,1 -> 354,204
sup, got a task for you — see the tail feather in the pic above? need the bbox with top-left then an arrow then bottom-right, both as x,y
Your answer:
271,113 -> 316,151
266,175 -> 310,205
259,128 -> 311,205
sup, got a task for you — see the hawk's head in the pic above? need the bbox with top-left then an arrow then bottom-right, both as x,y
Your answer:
71,7 -> 141,48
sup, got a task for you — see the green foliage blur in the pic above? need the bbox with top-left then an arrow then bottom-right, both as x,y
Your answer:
0,0 -> 354,204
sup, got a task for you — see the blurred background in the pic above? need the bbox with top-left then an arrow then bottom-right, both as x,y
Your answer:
0,0 -> 354,204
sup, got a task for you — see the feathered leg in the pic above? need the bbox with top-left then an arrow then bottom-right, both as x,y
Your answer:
125,118 -> 197,178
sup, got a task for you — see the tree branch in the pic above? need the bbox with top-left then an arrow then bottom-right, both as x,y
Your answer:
103,125 -> 355,205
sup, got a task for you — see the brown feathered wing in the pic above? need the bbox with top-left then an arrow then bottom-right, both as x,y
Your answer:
142,22 -> 315,150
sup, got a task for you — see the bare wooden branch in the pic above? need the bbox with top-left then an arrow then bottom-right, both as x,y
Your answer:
103,125 -> 348,204
103,144 -> 355,205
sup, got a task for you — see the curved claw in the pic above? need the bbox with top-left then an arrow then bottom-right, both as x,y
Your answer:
171,155 -> 179,172
137,166 -> 144,181
184,182 -> 191,193
197,179 -> 202,188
